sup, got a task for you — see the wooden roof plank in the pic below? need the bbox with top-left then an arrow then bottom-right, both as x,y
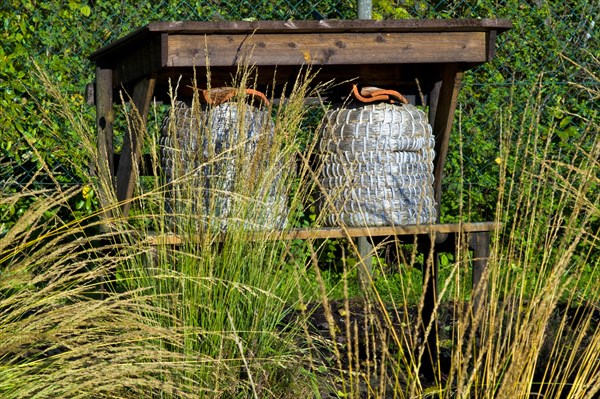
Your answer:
166,31 -> 488,67
90,19 -> 512,62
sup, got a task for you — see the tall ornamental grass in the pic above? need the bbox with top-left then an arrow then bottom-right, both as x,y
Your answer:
1,60 -> 598,398
312,74 -> 599,398
113,66 -> 331,398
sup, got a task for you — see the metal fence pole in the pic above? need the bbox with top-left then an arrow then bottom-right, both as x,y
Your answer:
357,0 -> 372,19
356,0 -> 373,290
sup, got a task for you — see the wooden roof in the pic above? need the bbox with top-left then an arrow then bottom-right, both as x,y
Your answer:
90,19 -> 512,62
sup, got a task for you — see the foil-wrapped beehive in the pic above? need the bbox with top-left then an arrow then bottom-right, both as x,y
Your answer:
159,94 -> 287,231
318,92 -> 437,227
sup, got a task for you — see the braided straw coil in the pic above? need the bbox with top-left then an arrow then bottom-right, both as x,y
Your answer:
160,98 -> 287,231
319,100 -> 437,227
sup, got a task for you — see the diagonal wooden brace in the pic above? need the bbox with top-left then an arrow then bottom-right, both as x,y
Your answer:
429,64 -> 464,219
115,78 -> 156,217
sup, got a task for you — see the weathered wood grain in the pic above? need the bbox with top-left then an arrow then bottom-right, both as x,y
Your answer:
90,19 -> 511,61
431,65 -> 464,216
95,67 -> 114,231
113,34 -> 166,87
115,78 -> 156,217
166,31 -> 487,67
147,222 -> 500,245
148,18 -> 511,34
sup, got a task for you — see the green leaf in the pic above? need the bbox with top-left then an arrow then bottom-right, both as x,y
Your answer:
80,5 -> 91,17
43,210 -> 56,219
440,253 -> 450,266
559,116 -> 572,129
564,126 -> 578,138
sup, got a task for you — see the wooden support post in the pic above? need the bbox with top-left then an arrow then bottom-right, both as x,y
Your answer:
470,231 -> 490,315
115,78 -> 156,217
356,236 -> 373,292
95,67 -> 115,231
421,233 -> 440,376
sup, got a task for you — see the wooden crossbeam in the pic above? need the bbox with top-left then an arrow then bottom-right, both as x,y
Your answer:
146,221 -> 499,246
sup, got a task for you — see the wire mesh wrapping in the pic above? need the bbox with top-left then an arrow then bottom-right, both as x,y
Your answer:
160,99 -> 288,231
318,101 -> 437,227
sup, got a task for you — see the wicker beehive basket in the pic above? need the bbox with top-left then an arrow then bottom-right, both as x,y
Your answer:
319,101 -> 437,227
160,99 -> 288,231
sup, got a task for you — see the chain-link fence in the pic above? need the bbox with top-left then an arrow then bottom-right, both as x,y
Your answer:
1,0 -> 597,220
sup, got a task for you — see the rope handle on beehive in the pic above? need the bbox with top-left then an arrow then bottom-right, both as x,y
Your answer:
197,87 -> 270,106
351,84 -> 409,104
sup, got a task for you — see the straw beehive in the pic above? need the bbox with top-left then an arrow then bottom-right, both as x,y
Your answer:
160,97 -> 287,231
318,100 -> 437,226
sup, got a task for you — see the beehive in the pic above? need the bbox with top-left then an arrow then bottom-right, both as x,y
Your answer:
318,101 -> 437,226
160,99 -> 287,231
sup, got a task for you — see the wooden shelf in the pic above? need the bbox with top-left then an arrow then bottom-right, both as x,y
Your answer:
146,221 -> 499,246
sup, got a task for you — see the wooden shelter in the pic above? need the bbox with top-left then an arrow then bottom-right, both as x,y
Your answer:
90,18 -> 511,371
